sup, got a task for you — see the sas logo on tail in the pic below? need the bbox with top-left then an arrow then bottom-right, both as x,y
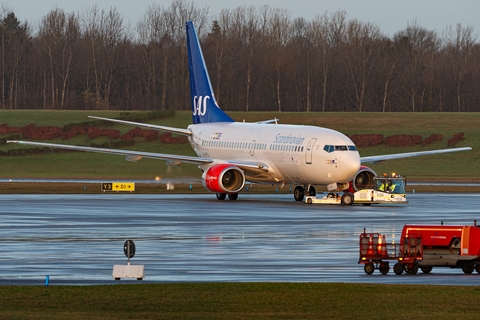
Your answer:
193,95 -> 210,116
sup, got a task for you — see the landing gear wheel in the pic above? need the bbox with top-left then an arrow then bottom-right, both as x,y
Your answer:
327,192 -> 335,198
341,193 -> 354,205
364,263 -> 374,275
421,267 -> 432,274
216,193 -> 226,200
462,263 -> 474,274
294,186 -> 305,201
393,263 -> 404,275
307,186 -> 316,196
379,262 -> 389,275
228,193 -> 238,200
405,264 -> 418,275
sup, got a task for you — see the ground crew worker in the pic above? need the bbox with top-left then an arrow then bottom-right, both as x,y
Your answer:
388,182 -> 396,192
377,180 -> 385,191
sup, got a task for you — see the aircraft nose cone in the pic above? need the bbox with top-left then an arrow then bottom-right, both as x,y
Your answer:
340,152 -> 361,180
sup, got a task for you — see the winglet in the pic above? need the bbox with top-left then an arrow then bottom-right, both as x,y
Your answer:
186,21 -> 234,124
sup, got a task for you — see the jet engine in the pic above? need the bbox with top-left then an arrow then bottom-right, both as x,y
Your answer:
347,166 -> 377,193
202,164 -> 245,193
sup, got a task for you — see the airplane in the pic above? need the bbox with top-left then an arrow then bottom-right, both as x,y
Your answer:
8,21 -> 472,202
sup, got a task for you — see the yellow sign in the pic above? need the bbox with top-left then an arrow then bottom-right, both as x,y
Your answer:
102,182 -> 135,192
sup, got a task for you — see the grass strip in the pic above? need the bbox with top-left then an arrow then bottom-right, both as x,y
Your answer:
0,282 -> 478,319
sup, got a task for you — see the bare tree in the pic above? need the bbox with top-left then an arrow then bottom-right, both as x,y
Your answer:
394,21 -> 438,112
0,7 -> 29,109
136,3 -> 169,109
263,6 -> 291,112
343,19 -> 383,112
443,23 -> 477,111
38,8 -> 81,109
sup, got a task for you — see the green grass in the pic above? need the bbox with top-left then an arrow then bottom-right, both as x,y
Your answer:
1,110 -> 478,181
1,283 -> 479,319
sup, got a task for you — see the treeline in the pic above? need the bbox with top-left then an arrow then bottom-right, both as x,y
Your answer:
1,0 -> 480,112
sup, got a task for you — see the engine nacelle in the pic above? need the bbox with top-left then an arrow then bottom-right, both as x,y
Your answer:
346,166 -> 377,193
202,164 -> 245,194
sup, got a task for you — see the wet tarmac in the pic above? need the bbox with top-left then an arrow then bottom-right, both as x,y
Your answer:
1,193 -> 480,286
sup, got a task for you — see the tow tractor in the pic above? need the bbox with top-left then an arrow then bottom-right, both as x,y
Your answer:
305,173 -> 408,205
359,222 -> 480,275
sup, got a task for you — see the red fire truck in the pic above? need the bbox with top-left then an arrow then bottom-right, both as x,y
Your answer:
359,222 -> 480,275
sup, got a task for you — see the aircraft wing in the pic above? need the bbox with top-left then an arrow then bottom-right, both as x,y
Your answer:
361,147 -> 472,164
6,140 -> 270,174
7,140 -> 210,165
88,116 -> 192,136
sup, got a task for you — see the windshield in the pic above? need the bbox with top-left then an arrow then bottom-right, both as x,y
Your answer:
374,178 -> 406,193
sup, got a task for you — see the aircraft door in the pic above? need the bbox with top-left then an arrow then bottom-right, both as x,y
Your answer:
305,138 -> 317,164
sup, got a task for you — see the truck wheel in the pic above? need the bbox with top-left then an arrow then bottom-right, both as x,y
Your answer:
393,263 -> 404,275
475,264 -> 480,274
421,267 -> 432,274
341,193 -> 354,206
364,263 -> 375,275
405,264 -> 418,275
462,263 -> 474,274
307,198 -> 312,204
379,262 -> 389,275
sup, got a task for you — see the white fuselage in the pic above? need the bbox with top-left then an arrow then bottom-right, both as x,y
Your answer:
187,122 -> 361,186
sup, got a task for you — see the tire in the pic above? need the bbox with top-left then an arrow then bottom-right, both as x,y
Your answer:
228,193 -> 238,200
393,263 -> 404,275
216,193 -> 226,200
475,264 -> 480,274
364,263 -> 375,275
308,186 -> 316,196
327,192 -> 335,198
341,193 -> 354,206
307,198 -> 312,204
462,263 -> 474,274
405,264 -> 418,275
379,262 -> 389,275
421,267 -> 432,274
294,186 -> 305,201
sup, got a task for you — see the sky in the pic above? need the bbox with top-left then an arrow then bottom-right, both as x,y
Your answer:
6,0 -> 480,37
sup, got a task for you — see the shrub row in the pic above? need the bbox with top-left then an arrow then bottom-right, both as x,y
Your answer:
448,132 -> 464,147
1,123 -> 63,140
349,134 -> 384,147
384,134 -> 422,147
350,133 -> 459,148
120,127 -> 159,142
159,132 -> 189,144
422,134 -> 443,146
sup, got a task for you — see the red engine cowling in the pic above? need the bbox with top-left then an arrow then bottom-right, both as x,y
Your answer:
346,166 -> 377,193
202,164 -> 245,193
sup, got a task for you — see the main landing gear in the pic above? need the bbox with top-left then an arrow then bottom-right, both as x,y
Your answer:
216,193 -> 238,200
294,185 -> 316,201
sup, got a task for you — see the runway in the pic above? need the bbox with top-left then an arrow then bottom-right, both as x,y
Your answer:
1,192 -> 480,286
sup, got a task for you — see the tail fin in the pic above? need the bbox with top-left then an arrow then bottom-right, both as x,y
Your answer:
186,21 -> 234,124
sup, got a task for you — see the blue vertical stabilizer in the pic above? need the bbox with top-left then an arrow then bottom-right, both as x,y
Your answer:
186,21 -> 234,124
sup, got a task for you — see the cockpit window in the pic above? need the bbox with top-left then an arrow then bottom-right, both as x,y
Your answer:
323,145 -> 334,153
323,145 -> 357,153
